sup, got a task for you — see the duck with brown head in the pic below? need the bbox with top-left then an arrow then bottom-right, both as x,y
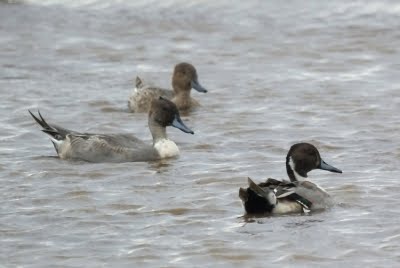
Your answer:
129,62 -> 207,113
30,97 -> 194,163
239,143 -> 342,215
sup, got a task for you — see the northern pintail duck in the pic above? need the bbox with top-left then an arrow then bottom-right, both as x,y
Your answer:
239,143 -> 342,215
128,62 -> 207,113
29,97 -> 194,163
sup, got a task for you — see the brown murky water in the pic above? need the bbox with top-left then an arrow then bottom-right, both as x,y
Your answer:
1,0 -> 400,267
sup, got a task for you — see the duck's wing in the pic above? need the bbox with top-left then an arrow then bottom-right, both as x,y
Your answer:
258,178 -> 313,211
270,180 -> 333,211
93,134 -> 146,148
64,133 -> 157,162
276,186 -> 312,211
239,178 -> 319,214
292,181 -> 332,209
133,77 -> 174,98
141,86 -> 174,99
258,178 -> 291,189
129,79 -> 174,112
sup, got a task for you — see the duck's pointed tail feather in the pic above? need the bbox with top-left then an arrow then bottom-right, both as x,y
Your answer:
29,110 -> 48,130
239,178 -> 277,214
29,110 -> 67,141
247,177 -> 268,198
135,76 -> 144,88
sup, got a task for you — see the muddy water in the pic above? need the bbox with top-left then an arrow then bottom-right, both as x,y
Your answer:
1,0 -> 400,267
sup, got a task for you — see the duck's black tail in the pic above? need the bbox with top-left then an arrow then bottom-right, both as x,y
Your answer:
239,177 -> 276,214
29,110 -> 69,153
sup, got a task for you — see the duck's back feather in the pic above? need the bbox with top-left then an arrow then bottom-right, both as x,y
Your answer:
129,78 -> 174,113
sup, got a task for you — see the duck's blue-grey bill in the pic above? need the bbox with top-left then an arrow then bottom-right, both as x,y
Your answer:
191,79 -> 208,93
172,116 -> 194,134
319,160 -> 342,173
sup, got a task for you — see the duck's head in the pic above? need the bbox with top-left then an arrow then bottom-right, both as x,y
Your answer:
286,143 -> 342,182
149,96 -> 194,134
172,62 -> 207,94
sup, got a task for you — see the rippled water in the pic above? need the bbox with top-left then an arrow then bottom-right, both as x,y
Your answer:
1,0 -> 400,267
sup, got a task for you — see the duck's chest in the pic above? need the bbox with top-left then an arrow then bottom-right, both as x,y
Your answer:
154,139 -> 180,158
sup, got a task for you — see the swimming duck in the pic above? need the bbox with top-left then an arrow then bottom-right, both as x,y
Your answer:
128,62 -> 207,113
239,143 -> 342,215
29,97 -> 194,163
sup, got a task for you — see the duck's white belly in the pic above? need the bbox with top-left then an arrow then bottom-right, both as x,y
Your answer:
272,200 -> 303,214
154,139 -> 180,158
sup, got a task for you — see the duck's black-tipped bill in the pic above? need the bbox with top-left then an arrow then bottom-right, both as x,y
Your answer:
191,79 -> 207,93
172,115 -> 194,134
319,160 -> 342,173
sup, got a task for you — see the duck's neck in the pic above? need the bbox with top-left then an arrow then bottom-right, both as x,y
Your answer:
286,156 -> 308,182
148,120 -> 179,158
148,120 -> 168,144
173,88 -> 191,109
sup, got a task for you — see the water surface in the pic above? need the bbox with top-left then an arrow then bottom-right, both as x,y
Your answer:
1,0 -> 400,267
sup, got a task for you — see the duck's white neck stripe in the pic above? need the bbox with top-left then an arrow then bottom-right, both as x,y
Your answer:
288,157 -> 308,181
